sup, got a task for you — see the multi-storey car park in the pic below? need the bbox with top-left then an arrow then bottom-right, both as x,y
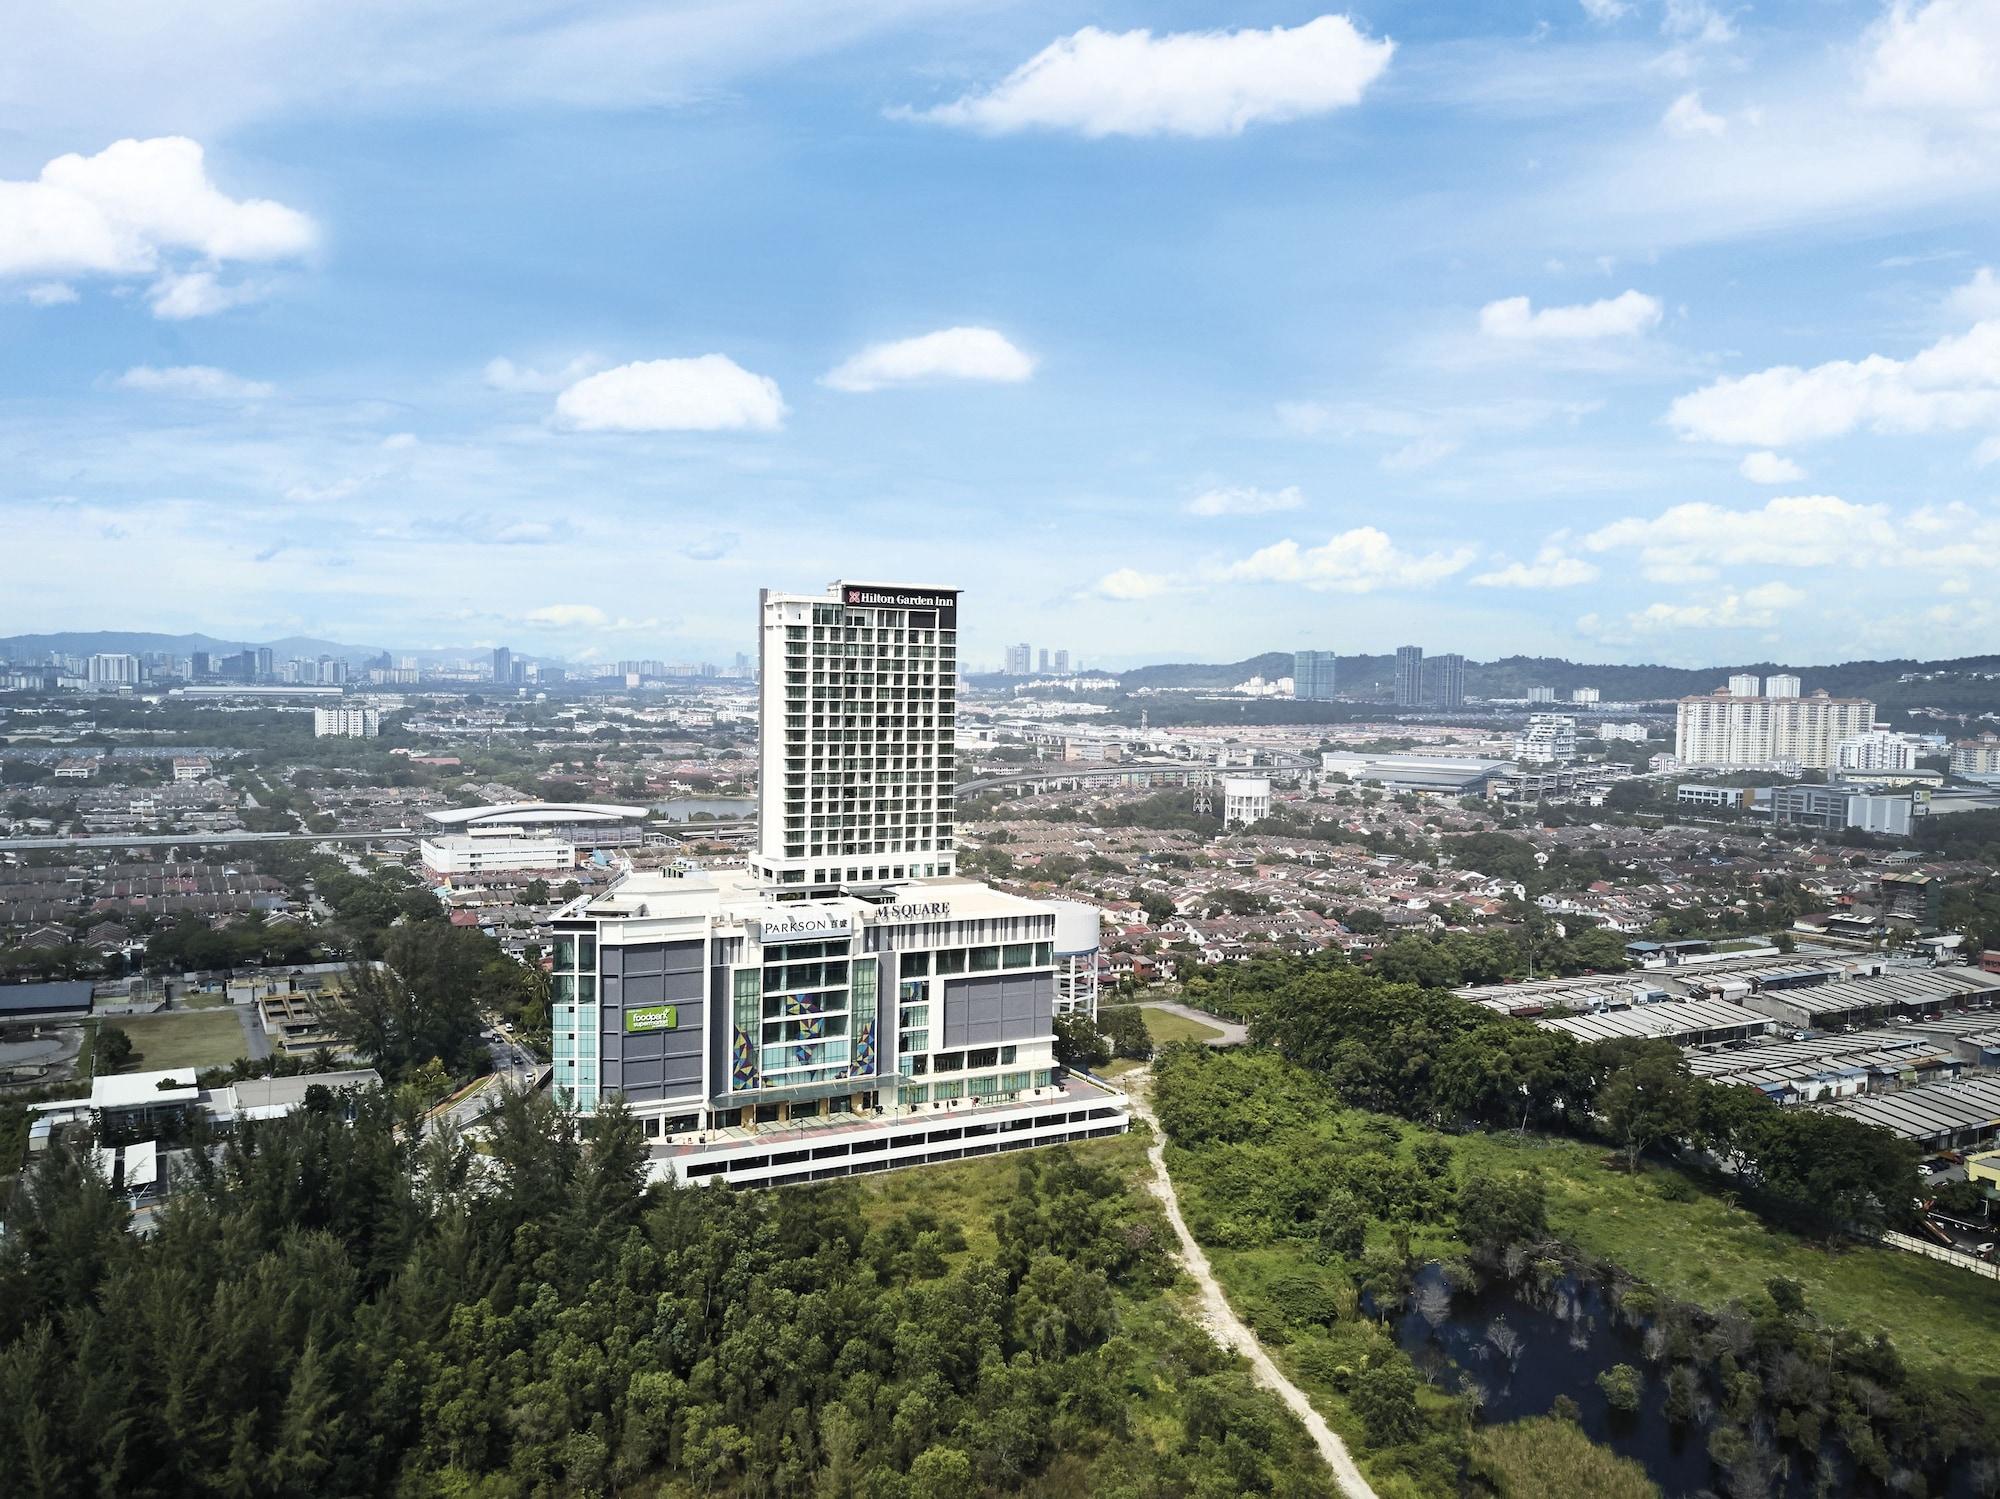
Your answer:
549,580 -> 1125,1187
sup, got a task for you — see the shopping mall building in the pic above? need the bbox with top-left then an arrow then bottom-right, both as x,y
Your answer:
549,580 -> 1125,1187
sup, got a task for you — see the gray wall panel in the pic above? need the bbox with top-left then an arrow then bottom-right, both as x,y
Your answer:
942,971 -> 1053,1047
598,938 -> 707,1103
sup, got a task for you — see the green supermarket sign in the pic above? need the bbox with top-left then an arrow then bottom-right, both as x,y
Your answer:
625,1004 -> 679,1034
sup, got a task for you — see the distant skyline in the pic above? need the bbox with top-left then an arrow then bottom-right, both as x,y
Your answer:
5,3 -> 2000,667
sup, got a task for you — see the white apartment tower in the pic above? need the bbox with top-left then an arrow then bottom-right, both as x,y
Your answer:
1676,686 -> 1873,770
1765,673 -> 1802,699
313,705 -> 380,738
1835,729 -> 1918,774
1727,673 -> 1763,698
1514,714 -> 1578,764
753,582 -> 960,894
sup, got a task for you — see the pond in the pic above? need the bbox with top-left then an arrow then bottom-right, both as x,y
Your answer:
1392,1261 -> 1980,1499
652,796 -> 755,822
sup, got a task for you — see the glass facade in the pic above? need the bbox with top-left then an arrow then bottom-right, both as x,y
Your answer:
550,931 -> 598,1114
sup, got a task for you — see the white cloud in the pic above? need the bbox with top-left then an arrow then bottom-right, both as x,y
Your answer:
1667,318 -> 2000,445
1093,567 -> 1173,601
1625,582 -> 1804,632
1582,493 -> 2000,576
1861,0 -> 2000,125
524,604 -> 608,628
1663,0 -> 1736,46
902,15 -> 1393,138
24,282 -> 77,306
1580,0 -> 1630,21
1662,89 -> 1726,137
1739,450 -> 1805,484
0,138 -> 315,315
1184,484 -> 1305,517
113,364 -> 274,400
484,354 -> 602,394
553,356 -> 786,433
381,432 -> 419,450
147,268 -> 266,319
1478,289 -> 1662,340
1471,544 -> 1600,588
1217,527 -> 1474,592
822,326 -> 1035,393
1947,266 -> 2000,320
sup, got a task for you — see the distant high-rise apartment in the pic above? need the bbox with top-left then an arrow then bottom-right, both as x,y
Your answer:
1430,652 -> 1466,708
1514,714 -> 1577,764
492,646 -> 513,685
1835,730 -> 1918,773
1294,650 -> 1338,702
1527,686 -> 1556,704
255,647 -> 274,680
1951,736 -> 2000,777
1393,645 -> 1424,707
1676,684 -> 1873,769
1727,673 -> 1762,698
314,706 -> 380,738
1004,643 -> 1031,675
1571,686 -> 1600,705
754,581 -> 959,893
1038,648 -> 1050,673
1765,673 -> 1802,699
1053,649 -> 1069,673
87,653 -> 140,686
191,651 -> 211,678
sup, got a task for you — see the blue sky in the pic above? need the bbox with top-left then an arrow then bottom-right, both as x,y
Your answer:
4,0 -> 2000,670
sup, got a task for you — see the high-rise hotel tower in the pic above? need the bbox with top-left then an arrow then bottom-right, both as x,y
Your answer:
751,582 -> 960,893
546,580 -> 1125,1187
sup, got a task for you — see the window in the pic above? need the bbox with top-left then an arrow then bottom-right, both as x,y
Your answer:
1002,943 -> 1033,969
968,1047 -> 998,1069
971,946 -> 1000,972
935,1051 -> 963,1073
937,948 -> 967,975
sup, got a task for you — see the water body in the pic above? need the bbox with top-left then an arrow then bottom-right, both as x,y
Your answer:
1391,1262 -> 1974,1499
653,796 -> 755,823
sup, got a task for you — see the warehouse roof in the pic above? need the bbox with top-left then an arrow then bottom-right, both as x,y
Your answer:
1825,1075 -> 2000,1144
1537,999 -> 1774,1046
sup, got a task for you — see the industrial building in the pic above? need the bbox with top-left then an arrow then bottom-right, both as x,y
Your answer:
1319,751 -> 1512,796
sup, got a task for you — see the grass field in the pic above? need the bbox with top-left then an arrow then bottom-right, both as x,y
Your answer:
1457,1129 -> 2000,1383
1138,1005 -> 1224,1045
109,1010 -> 248,1073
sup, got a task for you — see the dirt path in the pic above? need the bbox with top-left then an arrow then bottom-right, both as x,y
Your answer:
1128,1073 -> 1379,1499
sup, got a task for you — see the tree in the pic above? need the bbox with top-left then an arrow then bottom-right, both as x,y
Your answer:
1597,1041 -> 1698,1173
91,1025 -> 134,1074
1597,1363 -> 1643,1413
1052,1014 -> 1110,1072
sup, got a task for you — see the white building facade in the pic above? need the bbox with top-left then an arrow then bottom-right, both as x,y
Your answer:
1675,688 -> 1874,770
1835,730 -> 1919,774
753,582 -> 958,893
1514,714 -> 1578,764
314,705 -> 381,738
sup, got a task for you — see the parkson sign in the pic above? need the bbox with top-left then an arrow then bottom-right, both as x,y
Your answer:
624,1004 -> 679,1034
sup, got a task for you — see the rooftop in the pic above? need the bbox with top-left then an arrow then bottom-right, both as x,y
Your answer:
425,801 -> 651,828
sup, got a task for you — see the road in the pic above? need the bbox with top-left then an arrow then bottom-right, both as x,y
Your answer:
427,1022 -> 547,1134
0,828 -> 415,852
1127,1071 -> 1378,1499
